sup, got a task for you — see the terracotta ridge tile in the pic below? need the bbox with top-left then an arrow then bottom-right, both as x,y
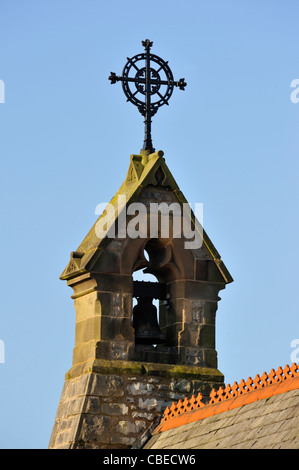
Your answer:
156,362 -> 299,433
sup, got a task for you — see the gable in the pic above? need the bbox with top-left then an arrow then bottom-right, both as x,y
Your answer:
60,150 -> 233,284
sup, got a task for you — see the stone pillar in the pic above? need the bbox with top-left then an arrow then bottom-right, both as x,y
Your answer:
68,273 -> 135,367
166,278 -> 224,368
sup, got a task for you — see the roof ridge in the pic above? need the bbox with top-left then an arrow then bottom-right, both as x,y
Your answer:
161,362 -> 299,424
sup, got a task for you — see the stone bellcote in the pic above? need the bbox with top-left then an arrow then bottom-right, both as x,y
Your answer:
49,150 -> 233,449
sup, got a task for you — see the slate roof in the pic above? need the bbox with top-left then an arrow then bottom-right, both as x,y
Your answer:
144,363 -> 299,449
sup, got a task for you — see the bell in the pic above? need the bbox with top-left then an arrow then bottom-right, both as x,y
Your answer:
133,297 -> 166,344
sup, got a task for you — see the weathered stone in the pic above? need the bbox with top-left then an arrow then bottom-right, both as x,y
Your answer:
170,379 -> 192,394
110,341 -> 132,360
66,376 -> 89,399
65,396 -> 86,415
126,382 -> 155,395
132,411 -> 155,420
75,316 -> 101,344
137,398 -> 166,412
83,397 -> 100,414
100,317 -> 134,341
116,420 -> 147,436
110,435 -> 136,446
79,415 -> 111,444
49,414 -> 81,449
169,392 -> 187,401
203,348 -> 218,369
183,347 -> 205,366
180,324 -> 215,349
101,403 -> 129,416
88,374 -> 124,397
147,377 -> 160,384
55,430 -> 71,447
192,300 -> 205,323
202,301 -> 218,324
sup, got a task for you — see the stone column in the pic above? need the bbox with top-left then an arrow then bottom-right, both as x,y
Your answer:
67,272 -> 135,368
159,277 -> 224,368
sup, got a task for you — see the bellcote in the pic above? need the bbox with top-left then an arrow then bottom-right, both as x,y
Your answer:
60,150 -> 233,371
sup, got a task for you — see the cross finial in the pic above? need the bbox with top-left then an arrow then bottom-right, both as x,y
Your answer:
142,39 -> 153,50
109,39 -> 187,154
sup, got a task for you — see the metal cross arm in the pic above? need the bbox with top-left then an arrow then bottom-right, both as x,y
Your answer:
109,72 -> 187,91
108,39 -> 187,153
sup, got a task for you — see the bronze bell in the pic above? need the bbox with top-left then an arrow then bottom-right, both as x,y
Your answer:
133,297 -> 166,344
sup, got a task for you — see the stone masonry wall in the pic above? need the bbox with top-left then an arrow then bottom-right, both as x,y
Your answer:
49,362 -> 224,449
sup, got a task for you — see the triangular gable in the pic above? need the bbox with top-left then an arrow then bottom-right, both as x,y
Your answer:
60,150 -> 233,284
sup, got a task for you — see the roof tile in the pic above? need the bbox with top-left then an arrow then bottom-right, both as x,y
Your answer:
145,363 -> 299,449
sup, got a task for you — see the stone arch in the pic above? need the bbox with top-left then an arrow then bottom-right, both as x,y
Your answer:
120,235 -> 195,282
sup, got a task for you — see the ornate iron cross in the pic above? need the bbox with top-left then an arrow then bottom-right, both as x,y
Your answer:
109,39 -> 187,154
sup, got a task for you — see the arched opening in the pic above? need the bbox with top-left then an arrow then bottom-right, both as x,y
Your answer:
132,244 -> 168,346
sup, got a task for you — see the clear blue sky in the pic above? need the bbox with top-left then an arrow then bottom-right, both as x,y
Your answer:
0,1 -> 299,449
